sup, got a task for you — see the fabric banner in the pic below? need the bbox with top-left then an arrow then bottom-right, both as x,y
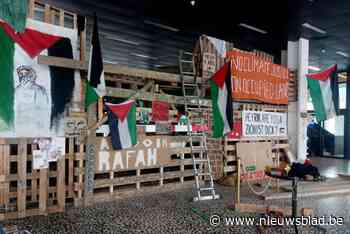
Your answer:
152,101 -> 169,122
0,19 -> 80,137
228,50 -> 289,104
242,111 -> 287,138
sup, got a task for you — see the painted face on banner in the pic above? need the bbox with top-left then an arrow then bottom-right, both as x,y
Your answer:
17,65 -> 37,87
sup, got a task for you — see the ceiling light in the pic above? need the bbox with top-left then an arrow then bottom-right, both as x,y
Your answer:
190,0 -> 196,6
130,53 -> 158,60
238,23 -> 267,34
302,23 -> 326,34
308,65 -> 321,71
321,49 -> 326,53
104,35 -> 140,46
144,20 -> 179,32
336,51 -> 349,58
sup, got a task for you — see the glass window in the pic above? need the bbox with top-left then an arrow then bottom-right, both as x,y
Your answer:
339,83 -> 346,109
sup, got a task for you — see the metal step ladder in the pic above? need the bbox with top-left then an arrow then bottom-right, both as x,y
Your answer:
179,50 -> 220,202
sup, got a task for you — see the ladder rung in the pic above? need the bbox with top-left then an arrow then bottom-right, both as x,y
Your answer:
182,71 -> 195,75
181,60 -> 193,63
183,83 -> 198,87
193,194 -> 220,202
199,187 -> 215,191
197,172 -> 211,176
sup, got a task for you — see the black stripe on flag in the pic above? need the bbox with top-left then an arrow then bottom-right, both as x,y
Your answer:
107,110 -> 122,150
48,37 -> 75,130
89,13 -> 103,88
225,62 -> 234,131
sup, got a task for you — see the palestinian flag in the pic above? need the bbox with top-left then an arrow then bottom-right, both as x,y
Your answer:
0,20 -> 75,137
85,14 -> 106,107
306,65 -> 337,122
106,101 -> 137,150
209,61 -> 234,138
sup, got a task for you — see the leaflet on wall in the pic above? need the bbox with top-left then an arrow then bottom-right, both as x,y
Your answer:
32,150 -> 48,170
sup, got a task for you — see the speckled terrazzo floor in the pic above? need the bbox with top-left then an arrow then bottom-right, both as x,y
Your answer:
1,183 -> 350,234
2,157 -> 350,233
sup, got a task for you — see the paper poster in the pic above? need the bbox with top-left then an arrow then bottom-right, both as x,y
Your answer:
36,137 -> 65,162
152,101 -> 169,122
33,150 -> 48,170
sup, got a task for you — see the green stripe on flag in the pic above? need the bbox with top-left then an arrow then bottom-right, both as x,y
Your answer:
307,78 -> 327,122
85,81 -> 99,107
210,80 -> 225,138
127,105 -> 137,145
0,27 -> 14,131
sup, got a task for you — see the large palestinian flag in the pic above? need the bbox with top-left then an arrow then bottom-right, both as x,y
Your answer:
306,65 -> 337,122
106,101 -> 137,150
209,62 -> 234,138
85,14 -> 106,107
0,19 -> 78,137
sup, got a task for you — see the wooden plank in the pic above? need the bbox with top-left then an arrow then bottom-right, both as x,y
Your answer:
59,9 -> 65,27
31,144 -> 38,202
37,55 -> 203,83
57,154 -> 65,212
44,4 -> 51,23
17,139 -> 27,218
107,87 -> 211,106
28,0 -> 35,18
39,168 -> 48,215
68,138 -> 74,198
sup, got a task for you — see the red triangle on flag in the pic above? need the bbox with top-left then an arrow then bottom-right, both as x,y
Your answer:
106,100 -> 135,122
210,62 -> 231,89
0,22 -> 62,58
306,64 -> 337,81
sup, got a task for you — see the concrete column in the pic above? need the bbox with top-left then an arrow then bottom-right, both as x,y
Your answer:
287,41 -> 298,159
344,66 -> 350,159
287,39 -> 309,162
297,38 -> 309,162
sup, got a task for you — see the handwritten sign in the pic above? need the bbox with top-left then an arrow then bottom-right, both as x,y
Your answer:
242,111 -> 287,138
64,116 -> 87,144
203,52 -> 216,74
96,136 -> 186,171
228,50 -> 289,104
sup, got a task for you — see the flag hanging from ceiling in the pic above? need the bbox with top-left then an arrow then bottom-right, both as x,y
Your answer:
0,19 -> 76,137
106,101 -> 137,150
0,0 -> 28,32
306,64 -> 337,122
85,13 -> 106,107
209,61 -> 234,138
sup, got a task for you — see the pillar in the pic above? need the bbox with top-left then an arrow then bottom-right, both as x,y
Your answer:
344,66 -> 350,159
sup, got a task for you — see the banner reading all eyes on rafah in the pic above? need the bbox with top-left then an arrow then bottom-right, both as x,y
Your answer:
227,50 -> 289,105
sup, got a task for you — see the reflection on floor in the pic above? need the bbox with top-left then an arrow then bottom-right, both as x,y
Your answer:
311,156 -> 350,178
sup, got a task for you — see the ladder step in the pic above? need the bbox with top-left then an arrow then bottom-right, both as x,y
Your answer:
181,60 -> 193,63
199,187 -> 215,191
197,172 -> 211,176
193,159 -> 208,163
193,194 -> 220,202
182,71 -> 196,75
183,83 -> 198,87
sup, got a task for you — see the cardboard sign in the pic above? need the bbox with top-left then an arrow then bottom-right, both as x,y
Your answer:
152,101 -> 169,122
237,142 -> 272,181
228,50 -> 289,104
242,111 -> 287,138
96,136 -> 186,171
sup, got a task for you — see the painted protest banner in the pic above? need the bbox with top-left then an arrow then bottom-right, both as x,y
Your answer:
96,136 -> 186,171
227,50 -> 289,104
242,111 -> 287,138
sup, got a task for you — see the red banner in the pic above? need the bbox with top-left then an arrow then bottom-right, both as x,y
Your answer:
152,101 -> 169,122
227,50 -> 289,104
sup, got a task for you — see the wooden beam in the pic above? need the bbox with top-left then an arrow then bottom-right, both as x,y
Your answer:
106,87 -> 211,106
37,55 -> 203,83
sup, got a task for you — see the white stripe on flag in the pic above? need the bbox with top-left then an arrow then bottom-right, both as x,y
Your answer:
95,69 -> 106,97
87,45 -> 93,82
218,83 -> 230,134
319,79 -> 336,119
118,118 -> 132,148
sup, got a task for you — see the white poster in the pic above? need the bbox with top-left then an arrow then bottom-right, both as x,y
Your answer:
242,110 -> 287,138
33,150 -> 48,170
36,137 -> 65,162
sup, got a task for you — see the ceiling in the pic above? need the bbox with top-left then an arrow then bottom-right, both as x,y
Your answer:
41,0 -> 350,72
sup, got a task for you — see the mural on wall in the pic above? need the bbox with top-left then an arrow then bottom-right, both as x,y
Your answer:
0,19 -> 80,137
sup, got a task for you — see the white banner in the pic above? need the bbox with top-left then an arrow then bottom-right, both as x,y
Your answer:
242,110 -> 287,137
